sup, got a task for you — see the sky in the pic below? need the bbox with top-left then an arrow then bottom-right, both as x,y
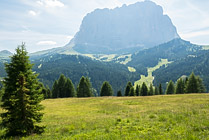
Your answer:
0,0 -> 209,53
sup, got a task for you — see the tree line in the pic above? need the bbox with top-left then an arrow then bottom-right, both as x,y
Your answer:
45,71 -> 205,99
121,72 -> 205,96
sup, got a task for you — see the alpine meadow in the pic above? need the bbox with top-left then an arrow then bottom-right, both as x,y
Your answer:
0,0 -> 209,139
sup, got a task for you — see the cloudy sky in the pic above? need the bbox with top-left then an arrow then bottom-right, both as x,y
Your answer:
0,0 -> 209,53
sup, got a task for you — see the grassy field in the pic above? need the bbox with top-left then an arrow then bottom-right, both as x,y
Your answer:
134,59 -> 172,87
0,94 -> 209,139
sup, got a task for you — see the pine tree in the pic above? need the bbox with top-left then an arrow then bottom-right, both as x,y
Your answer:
185,72 -> 198,93
196,76 -> 206,93
46,85 -> 52,98
100,81 -> 113,96
166,80 -> 175,94
129,87 -> 135,96
77,76 -> 92,97
154,86 -> 159,95
159,83 -> 163,95
175,78 -> 184,94
135,85 -> 140,96
141,82 -> 148,96
85,77 -> 94,97
39,83 -> 48,99
65,78 -> 76,97
57,74 -> 67,98
52,80 -> 58,98
125,81 -> 132,96
1,45 -> 45,136
148,83 -> 154,96
117,90 -> 122,96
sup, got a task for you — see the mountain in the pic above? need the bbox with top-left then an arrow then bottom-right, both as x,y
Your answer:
0,50 -> 12,80
0,50 -> 12,60
128,39 -> 202,68
29,43 -> 77,60
71,1 -> 179,54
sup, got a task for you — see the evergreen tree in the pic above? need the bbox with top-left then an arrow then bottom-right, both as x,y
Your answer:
196,76 -> 206,93
159,83 -> 163,95
129,87 -> 135,96
52,80 -> 58,98
1,45 -> 44,136
57,74 -> 67,98
154,86 -> 159,95
165,80 -> 175,94
148,83 -> 154,96
117,90 -> 122,97
141,82 -> 148,96
77,76 -> 92,97
135,85 -> 140,96
85,77 -> 94,97
65,78 -> 76,97
175,78 -> 184,94
100,81 -> 113,96
185,72 -> 198,93
45,85 -> 52,98
125,81 -> 132,96
39,83 -> 48,99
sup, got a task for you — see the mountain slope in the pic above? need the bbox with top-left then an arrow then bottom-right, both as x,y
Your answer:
153,50 -> 209,91
128,39 -> 202,68
32,54 -> 146,95
0,50 -> 12,60
71,1 -> 179,54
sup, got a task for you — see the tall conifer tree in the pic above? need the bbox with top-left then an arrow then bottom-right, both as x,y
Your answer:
165,80 -> 175,94
141,82 -> 148,96
52,80 -> 58,98
85,77 -> 94,97
77,76 -> 92,97
125,81 -> 132,96
57,74 -> 67,98
196,76 -> 206,93
129,87 -> 135,96
65,78 -> 76,97
117,90 -> 122,96
185,72 -> 198,93
154,86 -> 159,95
100,81 -> 113,96
159,83 -> 163,95
135,85 -> 140,96
1,45 -> 45,136
175,78 -> 184,94
148,83 -> 154,96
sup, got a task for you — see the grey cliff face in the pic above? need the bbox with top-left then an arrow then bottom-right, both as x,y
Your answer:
72,1 -> 179,54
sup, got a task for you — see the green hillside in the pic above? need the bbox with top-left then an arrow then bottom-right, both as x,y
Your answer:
128,38 -> 202,68
153,51 -> 209,91
1,94 -> 208,139
32,54 -> 147,94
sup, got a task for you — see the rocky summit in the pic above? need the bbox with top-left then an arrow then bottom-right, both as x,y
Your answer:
70,1 -> 179,54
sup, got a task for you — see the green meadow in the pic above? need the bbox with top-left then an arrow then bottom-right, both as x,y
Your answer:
134,59 -> 172,87
0,94 -> 209,139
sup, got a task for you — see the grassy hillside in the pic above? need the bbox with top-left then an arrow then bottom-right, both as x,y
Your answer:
134,59 -> 172,87
0,94 -> 208,139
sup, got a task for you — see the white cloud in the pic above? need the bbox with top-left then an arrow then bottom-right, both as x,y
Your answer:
28,10 -> 37,16
37,0 -> 64,8
181,30 -> 209,39
36,1 -> 44,6
37,41 -> 57,45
